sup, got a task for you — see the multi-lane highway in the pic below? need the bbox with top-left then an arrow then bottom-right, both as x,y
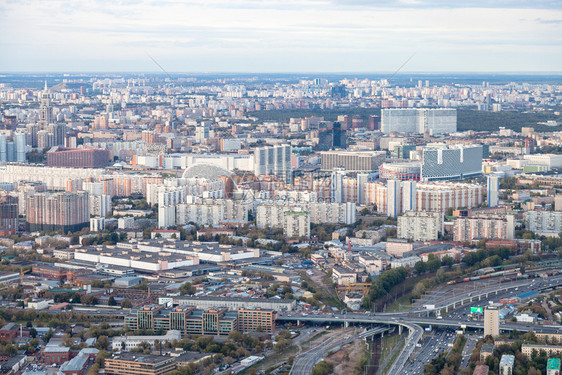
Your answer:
280,275 -> 562,374
290,329 -> 358,375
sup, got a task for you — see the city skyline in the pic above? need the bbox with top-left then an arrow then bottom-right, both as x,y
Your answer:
0,0 -> 561,73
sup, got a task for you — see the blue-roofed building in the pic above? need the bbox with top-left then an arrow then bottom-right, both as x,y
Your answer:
548,358 -> 561,375
516,290 -> 539,302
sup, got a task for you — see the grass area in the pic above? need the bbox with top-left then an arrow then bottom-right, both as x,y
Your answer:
379,335 -> 406,375
384,292 -> 414,313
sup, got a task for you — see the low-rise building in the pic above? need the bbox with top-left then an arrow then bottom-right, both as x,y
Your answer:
105,353 -> 176,375
332,266 -> 357,285
0,323 -> 18,342
171,296 -> 295,311
521,344 -> 562,358
480,343 -> 494,362
499,354 -> 514,375
112,330 -> 182,351
125,306 -> 277,336
547,358 -> 561,375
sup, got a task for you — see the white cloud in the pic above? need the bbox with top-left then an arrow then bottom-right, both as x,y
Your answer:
0,0 -> 560,71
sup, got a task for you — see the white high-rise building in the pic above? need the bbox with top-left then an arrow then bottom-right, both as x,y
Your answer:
402,181 -> 417,212
0,134 -> 6,162
484,306 -> 500,338
381,108 -> 456,135
525,211 -> 562,236
283,211 -> 310,238
90,217 -> 105,232
195,122 -> 211,143
487,175 -> 500,207
357,173 -> 369,205
14,132 -> 26,162
331,168 -> 345,203
309,202 -> 356,225
398,211 -> 443,242
253,144 -> 292,182
158,205 -> 176,228
90,194 -> 112,217
387,180 -> 401,218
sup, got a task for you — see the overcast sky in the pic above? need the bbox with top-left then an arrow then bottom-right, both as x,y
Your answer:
0,0 -> 561,73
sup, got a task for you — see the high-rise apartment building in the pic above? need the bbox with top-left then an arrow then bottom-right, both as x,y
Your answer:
397,211 -> 443,242
93,114 -> 109,130
0,195 -> 18,235
484,306 -> 499,338
525,211 -> 562,236
381,108 -> 456,135
487,175 -> 500,207
254,144 -> 292,182
283,211 -> 310,238
195,122 -> 211,143
453,214 -> 515,242
90,194 -> 112,217
363,181 -> 484,216
387,180 -> 401,218
25,191 -> 90,232
402,181 -> 417,212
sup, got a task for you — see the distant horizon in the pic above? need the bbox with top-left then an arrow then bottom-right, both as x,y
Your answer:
1,1 -> 561,73
1,71 -> 562,76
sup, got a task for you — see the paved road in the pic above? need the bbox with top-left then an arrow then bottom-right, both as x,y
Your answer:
385,322 -> 424,375
460,335 -> 478,370
402,329 -> 452,375
290,329 -> 358,375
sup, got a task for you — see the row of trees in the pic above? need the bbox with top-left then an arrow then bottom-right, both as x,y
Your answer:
363,267 -> 408,308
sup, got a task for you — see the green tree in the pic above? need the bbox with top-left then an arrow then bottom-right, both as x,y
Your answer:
414,261 -> 427,275
312,360 -> 334,375
96,336 -> 109,350
179,282 -> 196,296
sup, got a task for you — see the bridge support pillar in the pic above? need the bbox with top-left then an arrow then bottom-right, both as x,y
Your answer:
297,320 -> 300,326
344,321 -> 349,328
445,306 -> 449,313
399,325 -> 403,335
479,295 -> 481,301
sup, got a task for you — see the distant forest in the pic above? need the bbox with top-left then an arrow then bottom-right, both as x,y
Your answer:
248,108 -> 562,132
